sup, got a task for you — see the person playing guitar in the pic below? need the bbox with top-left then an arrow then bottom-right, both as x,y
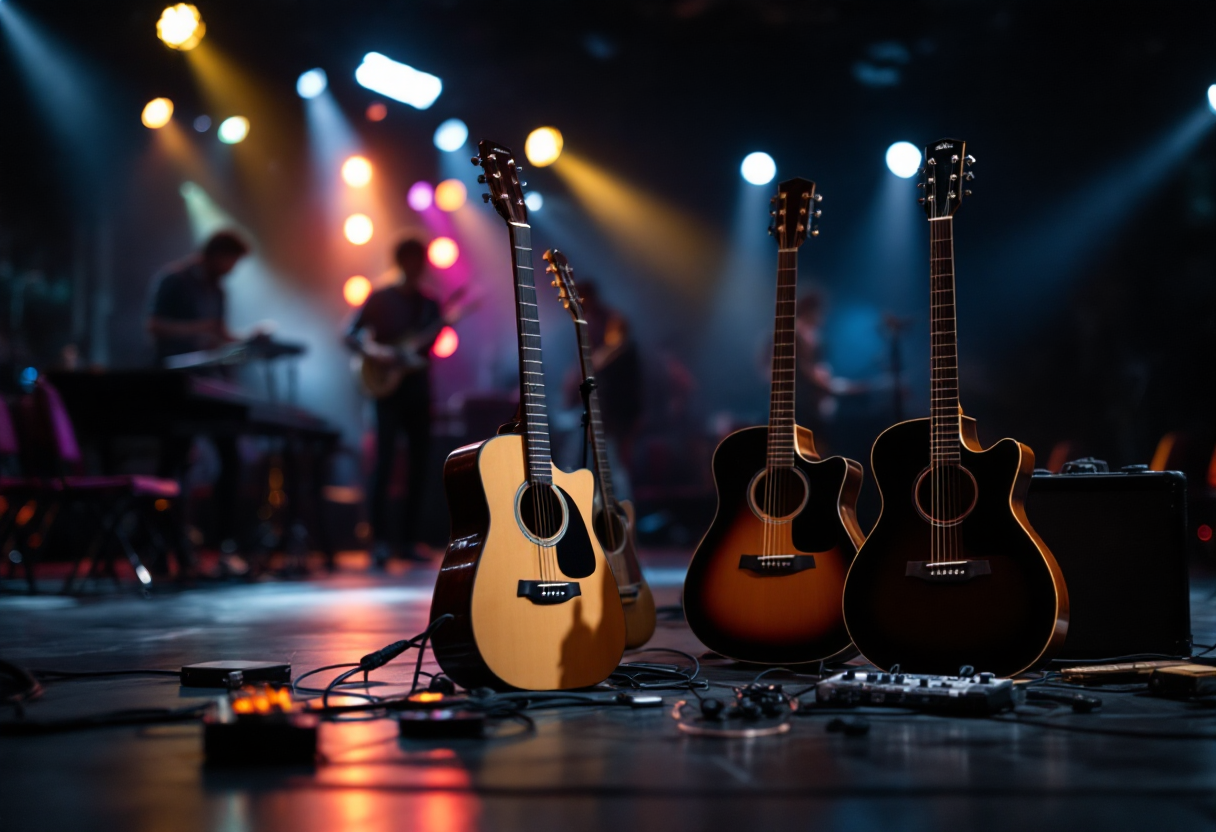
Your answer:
345,237 -> 460,566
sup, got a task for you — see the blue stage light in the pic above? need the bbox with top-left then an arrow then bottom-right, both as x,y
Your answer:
524,192 -> 543,212
433,118 -> 468,152
740,152 -> 776,186
355,52 -> 442,110
1208,84 -> 1216,114
296,68 -> 327,100
885,142 -> 921,178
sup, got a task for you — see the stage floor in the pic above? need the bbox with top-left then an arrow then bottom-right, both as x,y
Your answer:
4,553 -> 1216,832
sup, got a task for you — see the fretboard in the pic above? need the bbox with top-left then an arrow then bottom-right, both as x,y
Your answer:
508,223 -> 553,484
767,248 -> 799,468
572,319 -> 617,510
929,217 -> 960,463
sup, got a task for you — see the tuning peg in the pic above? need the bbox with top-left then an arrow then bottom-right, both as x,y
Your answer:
951,155 -> 959,163
918,197 -> 925,204
520,180 -> 528,187
964,171 -> 975,181
482,193 -> 491,203
813,210 -> 822,218
477,174 -> 486,184
964,190 -> 972,197
767,227 -> 774,236
810,229 -> 819,237
814,194 -> 823,202
965,155 -> 976,165
471,156 -> 481,166
516,165 -> 525,174
917,182 -> 925,189
927,158 -> 936,166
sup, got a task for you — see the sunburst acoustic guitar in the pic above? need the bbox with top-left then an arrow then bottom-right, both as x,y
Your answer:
429,140 -> 626,691
544,249 -> 656,648
683,177 -> 865,665
841,139 -> 1068,677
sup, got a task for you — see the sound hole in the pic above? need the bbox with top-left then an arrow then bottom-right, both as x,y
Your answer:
593,506 -> 628,554
516,483 -> 568,544
913,464 -> 979,527
748,467 -> 810,522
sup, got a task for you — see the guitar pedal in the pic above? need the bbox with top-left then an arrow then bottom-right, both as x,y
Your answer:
816,670 -> 1014,715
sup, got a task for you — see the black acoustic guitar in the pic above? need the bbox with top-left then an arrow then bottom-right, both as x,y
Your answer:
545,249 -> 656,648
429,141 -> 626,691
683,178 -> 865,665
841,139 -> 1069,677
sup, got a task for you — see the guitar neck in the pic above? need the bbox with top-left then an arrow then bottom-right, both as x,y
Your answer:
508,223 -> 553,484
929,216 -> 961,463
572,318 -> 617,509
767,248 -> 798,468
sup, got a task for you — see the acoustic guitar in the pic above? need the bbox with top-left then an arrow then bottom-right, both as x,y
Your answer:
358,287 -> 474,399
683,178 -> 865,665
429,140 -> 626,691
544,249 -> 656,648
841,139 -> 1068,677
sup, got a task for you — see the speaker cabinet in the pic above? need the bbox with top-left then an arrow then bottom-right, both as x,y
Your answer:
1025,468 -> 1191,660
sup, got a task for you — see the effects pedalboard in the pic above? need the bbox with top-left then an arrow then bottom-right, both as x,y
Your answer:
816,669 -> 1014,715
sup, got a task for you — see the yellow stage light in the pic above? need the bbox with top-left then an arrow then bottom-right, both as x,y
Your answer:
157,4 -> 205,51
427,237 -> 459,269
343,275 -> 372,306
434,179 -> 467,212
141,98 -> 174,129
344,214 -> 373,245
525,127 -> 564,167
341,156 -> 373,188
217,116 -> 249,144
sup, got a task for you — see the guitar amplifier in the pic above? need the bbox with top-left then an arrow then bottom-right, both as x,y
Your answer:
1025,460 -> 1191,660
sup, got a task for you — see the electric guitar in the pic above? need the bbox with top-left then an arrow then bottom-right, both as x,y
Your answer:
841,139 -> 1068,677
683,178 -> 865,665
544,249 -> 656,648
429,140 -> 626,691
357,287 -> 475,399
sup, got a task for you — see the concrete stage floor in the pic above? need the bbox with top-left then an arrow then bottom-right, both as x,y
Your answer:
4,553 -> 1216,832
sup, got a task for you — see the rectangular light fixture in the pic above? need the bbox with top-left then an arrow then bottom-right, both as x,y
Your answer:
354,52 -> 442,110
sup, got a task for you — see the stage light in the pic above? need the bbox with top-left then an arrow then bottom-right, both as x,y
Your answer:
885,141 -> 922,178
344,275 -> 372,306
524,192 -> 544,212
740,152 -> 776,186
431,326 -> 459,358
193,114 -> 211,132
366,102 -> 387,122
427,237 -> 459,269
525,127 -> 564,167
1208,84 -> 1216,114
408,181 -> 434,211
141,97 -> 174,129
433,118 -> 469,152
344,214 -> 373,245
354,52 -> 442,110
218,116 -> 249,144
434,179 -> 467,212
341,155 -> 373,187
296,68 -> 327,100
157,4 -> 204,51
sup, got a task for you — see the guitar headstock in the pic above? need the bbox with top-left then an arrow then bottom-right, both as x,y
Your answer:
543,249 -> 583,322
472,139 -> 528,224
919,138 -> 974,219
768,178 -> 821,248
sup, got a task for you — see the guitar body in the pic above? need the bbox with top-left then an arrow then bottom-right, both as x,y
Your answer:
842,417 -> 1069,676
430,433 -> 627,691
595,499 -> 656,648
684,425 -> 864,665
359,358 -> 407,399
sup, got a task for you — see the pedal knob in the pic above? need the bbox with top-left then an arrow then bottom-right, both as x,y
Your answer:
979,673 -> 994,684
894,675 -> 905,684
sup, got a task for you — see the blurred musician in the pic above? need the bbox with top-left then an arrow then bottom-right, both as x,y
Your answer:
345,238 -> 440,566
793,292 -> 867,448
146,230 -> 250,561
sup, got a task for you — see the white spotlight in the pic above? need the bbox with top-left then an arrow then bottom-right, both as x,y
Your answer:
354,52 -> 442,110
433,118 -> 469,152
1208,84 -> 1216,114
740,152 -> 776,186
524,192 -> 544,213
296,68 -> 327,100
885,141 -> 922,178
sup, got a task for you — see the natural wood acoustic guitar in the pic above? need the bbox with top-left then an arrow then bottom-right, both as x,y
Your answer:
841,139 -> 1068,677
544,249 -> 656,648
683,178 -> 865,665
429,140 -> 626,691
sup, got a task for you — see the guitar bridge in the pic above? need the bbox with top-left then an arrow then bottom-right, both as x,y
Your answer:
738,555 -> 816,575
906,560 -> 991,583
618,583 -> 641,604
518,580 -> 582,605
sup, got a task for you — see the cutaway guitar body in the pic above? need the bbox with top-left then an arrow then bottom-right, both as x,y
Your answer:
431,433 -> 626,691
842,417 -> 1068,677
684,425 -> 864,665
